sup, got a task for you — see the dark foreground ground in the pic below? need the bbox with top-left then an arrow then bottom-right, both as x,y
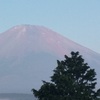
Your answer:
0,93 -> 36,100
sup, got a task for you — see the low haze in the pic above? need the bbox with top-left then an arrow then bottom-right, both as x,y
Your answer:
0,0 -> 100,53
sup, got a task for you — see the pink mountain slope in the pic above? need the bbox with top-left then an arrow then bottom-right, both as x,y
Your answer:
0,25 -> 100,93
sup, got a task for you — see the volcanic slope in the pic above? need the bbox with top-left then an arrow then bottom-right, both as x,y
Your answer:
0,25 -> 100,93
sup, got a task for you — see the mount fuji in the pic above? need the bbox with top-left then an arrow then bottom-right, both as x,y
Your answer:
0,25 -> 100,93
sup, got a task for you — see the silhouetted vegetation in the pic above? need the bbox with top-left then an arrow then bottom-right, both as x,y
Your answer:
32,51 -> 100,100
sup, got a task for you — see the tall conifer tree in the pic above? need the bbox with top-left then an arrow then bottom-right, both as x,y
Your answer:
32,51 -> 100,100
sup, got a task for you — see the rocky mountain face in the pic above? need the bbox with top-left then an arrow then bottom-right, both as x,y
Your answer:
0,25 -> 100,93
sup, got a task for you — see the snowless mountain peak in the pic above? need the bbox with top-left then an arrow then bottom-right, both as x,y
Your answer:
0,25 -> 100,93
5,25 -> 58,39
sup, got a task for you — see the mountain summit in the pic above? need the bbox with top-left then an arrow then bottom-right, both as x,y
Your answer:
0,25 -> 100,93
0,25 -> 84,57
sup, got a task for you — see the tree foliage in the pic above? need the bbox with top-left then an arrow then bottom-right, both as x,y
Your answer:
32,51 -> 100,100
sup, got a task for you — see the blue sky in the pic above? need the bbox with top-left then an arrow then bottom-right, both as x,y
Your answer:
0,0 -> 100,53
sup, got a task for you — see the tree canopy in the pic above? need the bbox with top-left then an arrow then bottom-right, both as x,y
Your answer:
32,51 -> 100,100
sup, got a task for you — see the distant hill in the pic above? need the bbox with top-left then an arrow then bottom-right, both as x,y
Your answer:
0,25 -> 100,93
0,93 -> 36,100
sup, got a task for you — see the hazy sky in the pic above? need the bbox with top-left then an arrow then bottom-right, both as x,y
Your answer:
0,0 -> 100,53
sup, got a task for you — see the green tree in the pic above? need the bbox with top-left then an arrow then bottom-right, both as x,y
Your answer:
32,51 -> 100,100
